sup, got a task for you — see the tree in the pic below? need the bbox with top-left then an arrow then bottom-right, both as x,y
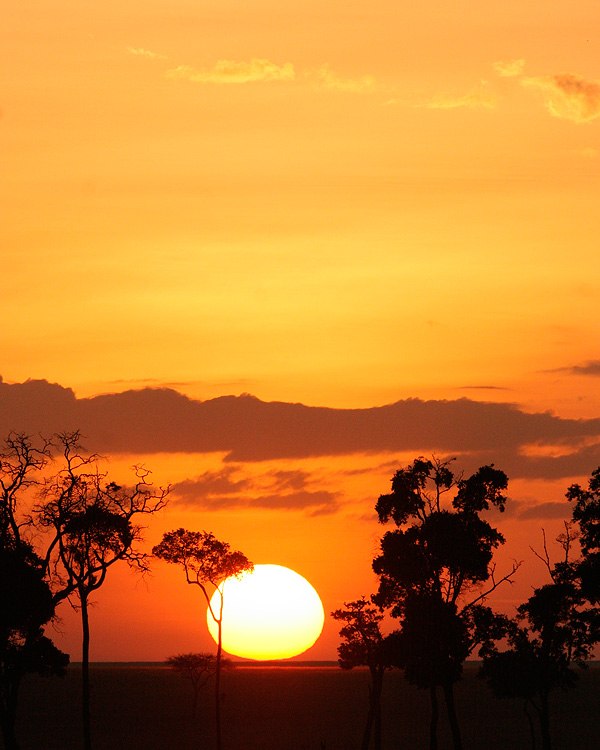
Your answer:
167,652 -> 232,718
153,528 -> 253,750
0,433 -> 68,750
567,467 -> 600,604
482,519 -> 600,750
373,457 -> 518,750
331,597 -> 391,750
0,541 -> 69,750
38,432 -> 169,750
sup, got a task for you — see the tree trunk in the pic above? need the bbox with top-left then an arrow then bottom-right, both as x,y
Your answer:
523,699 -> 536,750
0,669 -> 21,750
443,682 -> 463,750
215,620 -> 222,750
81,591 -> 92,750
361,668 -> 384,750
372,669 -> 384,750
0,713 -> 19,750
360,683 -> 375,750
539,690 -> 552,750
429,685 -> 438,750
0,697 -> 20,750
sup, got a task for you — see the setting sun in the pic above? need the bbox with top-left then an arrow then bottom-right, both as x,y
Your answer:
207,565 -> 325,660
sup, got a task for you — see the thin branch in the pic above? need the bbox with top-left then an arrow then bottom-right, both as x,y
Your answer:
530,529 -> 555,581
463,560 -> 522,612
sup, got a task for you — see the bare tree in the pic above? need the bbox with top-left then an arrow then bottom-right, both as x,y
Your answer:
153,529 -> 253,750
38,432 -> 169,750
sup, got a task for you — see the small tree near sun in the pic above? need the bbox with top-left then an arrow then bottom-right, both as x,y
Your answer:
167,652 -> 233,718
331,597 -> 391,750
153,529 -> 253,750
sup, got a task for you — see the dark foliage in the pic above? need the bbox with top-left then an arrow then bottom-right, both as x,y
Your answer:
373,457 -> 517,750
331,597 -> 390,750
0,434 -> 68,750
482,469 -> 600,750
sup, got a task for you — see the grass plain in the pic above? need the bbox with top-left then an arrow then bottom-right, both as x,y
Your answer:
13,662 -> 600,750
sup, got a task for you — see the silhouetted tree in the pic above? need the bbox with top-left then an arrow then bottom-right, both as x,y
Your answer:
373,457 -> 518,750
567,467 -> 600,604
331,597 -> 391,750
167,652 -> 233,718
38,432 -> 169,750
153,528 -> 253,750
482,515 -> 600,750
0,541 -> 69,750
0,433 -> 68,750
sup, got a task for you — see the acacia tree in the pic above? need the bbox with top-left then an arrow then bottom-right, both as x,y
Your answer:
153,528 -> 253,750
373,457 -> 518,750
0,433 -> 68,750
331,597 -> 390,750
38,432 -> 169,750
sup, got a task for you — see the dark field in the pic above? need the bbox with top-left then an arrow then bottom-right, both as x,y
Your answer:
13,663 -> 600,750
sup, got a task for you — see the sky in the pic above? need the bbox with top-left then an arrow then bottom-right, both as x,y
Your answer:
2,0 -> 600,661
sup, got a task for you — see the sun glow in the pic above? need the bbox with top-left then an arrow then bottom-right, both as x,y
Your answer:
207,564 -> 325,660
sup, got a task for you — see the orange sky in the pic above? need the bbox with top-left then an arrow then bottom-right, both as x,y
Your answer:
2,0 -> 600,661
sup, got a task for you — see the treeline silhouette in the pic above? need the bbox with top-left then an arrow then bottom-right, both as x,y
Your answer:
0,432 -> 168,750
332,457 -> 600,750
0,431 -> 254,750
2,433 -> 599,750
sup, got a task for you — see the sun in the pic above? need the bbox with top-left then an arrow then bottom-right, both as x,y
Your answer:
207,564 -> 325,660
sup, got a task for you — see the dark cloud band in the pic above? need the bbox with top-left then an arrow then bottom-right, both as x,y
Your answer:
1,378 -> 599,480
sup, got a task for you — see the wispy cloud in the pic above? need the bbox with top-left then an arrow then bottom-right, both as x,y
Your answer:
493,59 -> 525,78
547,359 -> 600,377
127,46 -> 167,60
310,64 -> 376,93
521,72 -> 600,123
457,385 -> 511,391
425,83 -> 497,110
518,501 -> 571,520
171,467 -> 340,515
162,57 -> 376,93
165,59 -> 295,84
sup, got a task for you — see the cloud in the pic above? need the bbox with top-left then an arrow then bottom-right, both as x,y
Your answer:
2,378 -> 600,480
127,47 -> 167,60
425,83 -> 497,110
173,467 -> 252,499
484,497 -> 572,520
165,59 -> 295,84
171,467 -> 339,515
518,501 -> 572,520
457,385 -> 511,391
522,73 -> 600,122
310,64 -> 376,93
547,359 -> 600,377
493,59 -> 525,78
